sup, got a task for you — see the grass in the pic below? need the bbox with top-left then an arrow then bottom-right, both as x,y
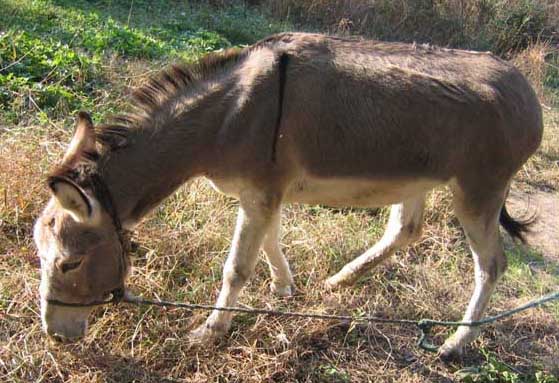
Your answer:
0,0 -> 285,126
257,0 -> 558,55
1,0 -> 558,382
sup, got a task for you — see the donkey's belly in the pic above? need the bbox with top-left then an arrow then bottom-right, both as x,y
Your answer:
206,175 -> 443,207
284,176 -> 443,207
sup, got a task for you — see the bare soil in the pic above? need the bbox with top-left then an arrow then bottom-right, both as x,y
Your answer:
508,188 -> 559,261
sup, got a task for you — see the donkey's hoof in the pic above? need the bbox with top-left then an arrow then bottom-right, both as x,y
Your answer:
324,275 -> 351,290
271,281 -> 294,297
438,342 -> 464,363
324,277 -> 339,291
188,323 -> 227,344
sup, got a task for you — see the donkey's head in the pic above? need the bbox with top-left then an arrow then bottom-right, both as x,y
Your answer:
34,112 -> 129,342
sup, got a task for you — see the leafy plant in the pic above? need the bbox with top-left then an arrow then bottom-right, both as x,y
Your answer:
489,0 -> 549,55
457,349 -> 558,383
0,0 -> 290,124
316,364 -> 351,383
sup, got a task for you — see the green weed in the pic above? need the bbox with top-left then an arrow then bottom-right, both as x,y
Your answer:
457,349 -> 558,383
316,364 -> 351,383
0,0 -> 286,124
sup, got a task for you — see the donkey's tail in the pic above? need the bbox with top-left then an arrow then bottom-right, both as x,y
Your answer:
499,203 -> 536,243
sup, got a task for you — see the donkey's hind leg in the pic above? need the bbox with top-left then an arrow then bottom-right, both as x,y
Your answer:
325,194 -> 425,289
262,209 -> 295,297
439,184 -> 508,360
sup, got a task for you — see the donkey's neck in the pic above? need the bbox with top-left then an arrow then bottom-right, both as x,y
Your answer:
99,82 -> 233,227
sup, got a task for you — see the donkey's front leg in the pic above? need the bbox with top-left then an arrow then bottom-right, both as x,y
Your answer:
189,191 -> 279,342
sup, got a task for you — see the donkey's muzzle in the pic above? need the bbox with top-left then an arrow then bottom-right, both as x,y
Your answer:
41,299 -> 91,342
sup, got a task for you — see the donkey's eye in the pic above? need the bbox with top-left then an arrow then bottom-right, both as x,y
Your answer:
48,218 -> 55,228
61,259 -> 82,273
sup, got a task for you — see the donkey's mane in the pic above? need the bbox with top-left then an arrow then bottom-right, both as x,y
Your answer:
49,32 -> 301,183
96,46 -> 250,152
91,33 -> 300,157
48,44 -> 264,184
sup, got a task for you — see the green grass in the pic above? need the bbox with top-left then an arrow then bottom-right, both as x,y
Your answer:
1,1 -> 558,382
0,0 -> 286,125
457,348 -> 559,383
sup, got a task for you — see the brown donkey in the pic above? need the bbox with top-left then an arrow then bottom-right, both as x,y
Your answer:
33,33 -> 543,359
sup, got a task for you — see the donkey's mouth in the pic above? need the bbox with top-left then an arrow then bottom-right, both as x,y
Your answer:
46,321 -> 88,342
48,331 -> 84,344
42,303 -> 90,342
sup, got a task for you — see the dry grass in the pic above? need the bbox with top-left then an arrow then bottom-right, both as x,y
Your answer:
1,1 -> 559,382
512,42 -> 559,194
1,103 -> 559,382
513,41 -> 559,106
257,0 -> 559,54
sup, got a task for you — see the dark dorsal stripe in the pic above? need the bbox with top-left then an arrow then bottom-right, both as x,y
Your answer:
271,53 -> 289,163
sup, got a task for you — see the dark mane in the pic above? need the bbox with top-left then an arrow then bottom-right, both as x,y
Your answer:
48,45 -> 257,184
95,46 -> 248,153
48,33 -> 297,182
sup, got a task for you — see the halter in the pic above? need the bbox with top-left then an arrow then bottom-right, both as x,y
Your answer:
46,173 -> 130,308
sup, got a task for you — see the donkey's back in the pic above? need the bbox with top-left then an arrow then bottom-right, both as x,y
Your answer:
263,33 -> 543,188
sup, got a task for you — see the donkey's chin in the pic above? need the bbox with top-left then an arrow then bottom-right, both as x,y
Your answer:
41,301 -> 92,342
45,319 -> 89,343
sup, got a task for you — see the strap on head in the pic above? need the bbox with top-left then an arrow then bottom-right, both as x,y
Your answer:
46,174 -> 130,308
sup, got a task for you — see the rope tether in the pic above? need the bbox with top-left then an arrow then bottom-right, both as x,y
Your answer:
47,289 -> 559,352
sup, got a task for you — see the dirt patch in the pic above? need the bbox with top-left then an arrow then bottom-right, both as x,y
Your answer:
508,189 -> 559,261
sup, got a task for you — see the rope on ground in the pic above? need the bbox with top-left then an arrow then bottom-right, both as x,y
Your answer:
116,289 -> 559,352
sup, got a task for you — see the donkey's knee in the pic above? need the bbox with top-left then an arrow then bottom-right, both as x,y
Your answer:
397,220 -> 423,246
262,211 -> 295,297
489,250 -> 507,282
223,262 -> 253,288
325,197 -> 425,289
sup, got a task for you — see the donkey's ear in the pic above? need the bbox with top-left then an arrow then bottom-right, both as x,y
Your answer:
48,176 -> 95,223
62,111 -> 96,164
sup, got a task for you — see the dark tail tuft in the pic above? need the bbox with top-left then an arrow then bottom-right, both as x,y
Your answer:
499,204 -> 536,243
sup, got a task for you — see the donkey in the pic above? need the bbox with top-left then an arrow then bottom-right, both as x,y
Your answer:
33,32 -> 543,359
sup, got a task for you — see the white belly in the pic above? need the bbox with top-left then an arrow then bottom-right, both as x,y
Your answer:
206,175 -> 443,207
284,176 -> 442,207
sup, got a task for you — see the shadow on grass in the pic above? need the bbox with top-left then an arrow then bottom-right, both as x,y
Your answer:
504,237 -> 559,278
277,322 -> 455,382
72,348 -> 179,383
